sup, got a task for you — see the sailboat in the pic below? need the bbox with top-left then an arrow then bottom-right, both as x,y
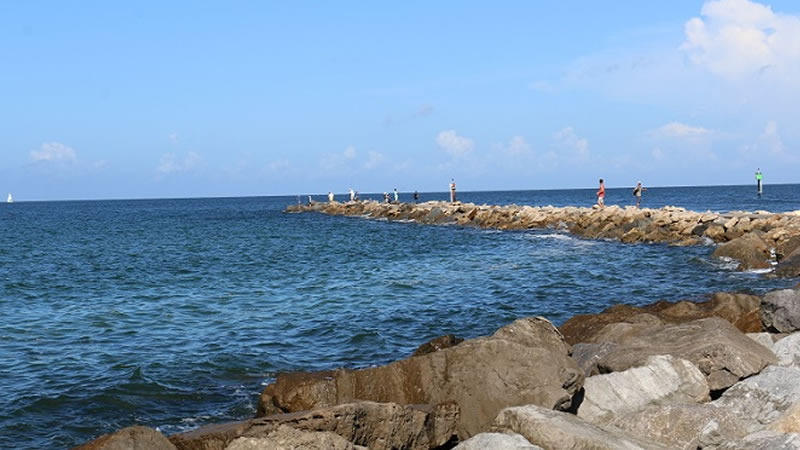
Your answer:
7,193 -> 12,203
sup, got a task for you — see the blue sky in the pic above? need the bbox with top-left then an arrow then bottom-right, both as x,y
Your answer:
2,0 -> 799,200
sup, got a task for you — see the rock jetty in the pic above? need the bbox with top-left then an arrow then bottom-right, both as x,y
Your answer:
76,285 -> 800,450
287,200 -> 800,276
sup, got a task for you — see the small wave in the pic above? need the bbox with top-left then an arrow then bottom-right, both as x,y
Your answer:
526,233 -> 574,241
713,256 -> 741,271
747,268 -> 774,274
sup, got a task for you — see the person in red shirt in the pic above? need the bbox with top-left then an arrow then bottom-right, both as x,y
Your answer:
597,178 -> 605,207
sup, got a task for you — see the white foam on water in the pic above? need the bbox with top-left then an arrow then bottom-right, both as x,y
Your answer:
526,233 -> 574,241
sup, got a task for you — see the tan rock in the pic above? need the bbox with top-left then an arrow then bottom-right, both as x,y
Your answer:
75,426 -> 176,450
259,318 -> 582,439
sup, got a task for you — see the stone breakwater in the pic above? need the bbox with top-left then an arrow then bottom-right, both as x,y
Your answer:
78,287 -> 800,449
287,200 -> 800,276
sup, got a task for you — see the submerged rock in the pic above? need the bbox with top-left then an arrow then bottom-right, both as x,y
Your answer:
258,317 -> 583,439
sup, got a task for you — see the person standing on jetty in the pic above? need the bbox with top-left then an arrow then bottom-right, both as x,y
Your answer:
756,169 -> 763,197
328,191 -> 334,202
383,192 -> 390,203
633,181 -> 646,208
393,188 -> 399,203
349,188 -> 355,202
449,179 -> 457,203
413,191 -> 419,203
596,179 -> 605,207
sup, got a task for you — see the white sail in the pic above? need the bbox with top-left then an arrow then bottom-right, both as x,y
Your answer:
7,193 -> 12,203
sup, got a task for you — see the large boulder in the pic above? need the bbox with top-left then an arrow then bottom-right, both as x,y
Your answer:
712,233 -> 772,271
169,401 -> 458,450
577,355 -> 709,424
774,249 -> 800,278
587,317 -> 776,391
713,365 -> 800,433
773,333 -> 800,367
258,317 -> 583,439
452,432 -> 541,450
225,426 -> 364,450
776,235 -> 800,261
718,431 -> 800,449
761,288 -> 800,333
605,404 -> 750,450
75,426 -> 177,450
492,404 -> 668,449
560,291 -> 762,345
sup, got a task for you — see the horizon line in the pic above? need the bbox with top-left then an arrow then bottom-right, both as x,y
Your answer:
4,182 -> 795,203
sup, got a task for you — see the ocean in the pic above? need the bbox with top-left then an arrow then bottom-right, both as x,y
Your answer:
1,184 -> 799,449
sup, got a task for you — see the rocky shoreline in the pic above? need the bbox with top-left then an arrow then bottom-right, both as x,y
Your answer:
76,201 -> 800,449
287,200 -> 800,275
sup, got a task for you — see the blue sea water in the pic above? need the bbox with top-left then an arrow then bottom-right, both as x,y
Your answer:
1,184 -> 799,449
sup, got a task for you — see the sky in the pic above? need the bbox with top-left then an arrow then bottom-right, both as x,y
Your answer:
1,0 -> 799,200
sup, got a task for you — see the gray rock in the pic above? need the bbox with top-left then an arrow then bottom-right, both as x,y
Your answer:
762,289 -> 800,333
590,317 -> 776,391
225,426 -> 363,450
170,401 -> 457,450
452,432 -> 541,450
775,247 -> 800,278
492,404 -> 669,450
719,431 -> 800,449
75,426 -> 176,450
748,332 -> 777,352
259,317 -> 583,439
713,365 -> 800,433
773,333 -> 800,367
606,403 -> 749,450
578,355 -> 709,424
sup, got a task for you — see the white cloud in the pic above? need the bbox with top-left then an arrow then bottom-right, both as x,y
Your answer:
682,0 -> 800,81
651,122 -> 713,138
30,142 -> 77,162
436,130 -> 474,157
553,127 -> 588,158
493,136 -> 533,157
157,151 -> 200,174
363,151 -> 385,169
343,145 -> 356,159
